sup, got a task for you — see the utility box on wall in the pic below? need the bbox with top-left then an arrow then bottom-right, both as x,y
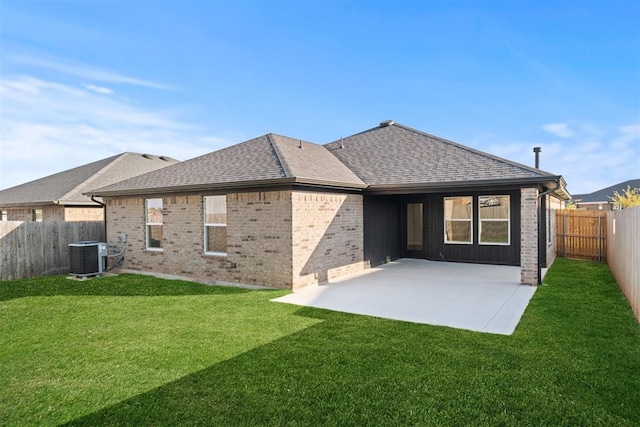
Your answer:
69,241 -> 107,278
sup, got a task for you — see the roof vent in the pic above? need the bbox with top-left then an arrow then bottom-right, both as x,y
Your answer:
380,119 -> 394,127
142,154 -> 156,159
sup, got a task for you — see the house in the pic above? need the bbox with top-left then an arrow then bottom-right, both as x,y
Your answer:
87,121 -> 569,288
0,153 -> 179,222
572,179 -> 640,211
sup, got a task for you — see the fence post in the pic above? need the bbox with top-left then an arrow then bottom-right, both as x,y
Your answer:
597,213 -> 602,261
563,211 -> 567,258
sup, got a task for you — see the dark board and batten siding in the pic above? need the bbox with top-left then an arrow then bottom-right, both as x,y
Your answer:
363,189 -> 522,267
363,196 -> 401,267
424,190 -> 521,266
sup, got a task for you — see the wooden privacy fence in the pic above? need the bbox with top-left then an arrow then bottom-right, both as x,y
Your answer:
607,207 -> 640,323
556,210 -> 607,261
0,221 -> 104,281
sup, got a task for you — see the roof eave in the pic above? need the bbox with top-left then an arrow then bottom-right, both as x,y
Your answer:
365,176 -> 564,195
87,177 -> 369,198
0,199 -> 102,208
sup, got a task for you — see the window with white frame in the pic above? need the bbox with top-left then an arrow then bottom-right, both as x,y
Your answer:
32,209 -> 43,222
145,198 -> 163,250
1,210 -> 7,221
479,195 -> 510,245
444,196 -> 473,244
204,195 -> 227,255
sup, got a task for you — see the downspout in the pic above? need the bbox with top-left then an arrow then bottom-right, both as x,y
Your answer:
536,179 -> 562,283
91,195 -> 108,244
538,179 -> 561,200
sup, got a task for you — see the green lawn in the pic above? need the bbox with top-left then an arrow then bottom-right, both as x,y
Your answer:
1,259 -> 639,426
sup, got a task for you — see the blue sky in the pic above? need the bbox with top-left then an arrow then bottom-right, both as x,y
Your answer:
1,0 -> 638,195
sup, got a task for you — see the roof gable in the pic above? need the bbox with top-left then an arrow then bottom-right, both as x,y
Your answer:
91,134 -> 365,196
89,135 -> 287,195
0,153 -> 179,207
324,122 -> 557,187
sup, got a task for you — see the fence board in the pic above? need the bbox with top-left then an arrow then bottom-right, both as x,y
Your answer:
556,210 -> 607,261
607,207 -> 640,323
0,221 -> 104,281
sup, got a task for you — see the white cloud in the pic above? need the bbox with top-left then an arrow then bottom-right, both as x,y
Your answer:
83,84 -> 113,95
0,75 -> 233,190
541,122 -> 574,138
612,124 -> 640,149
485,121 -> 640,195
9,53 -> 176,90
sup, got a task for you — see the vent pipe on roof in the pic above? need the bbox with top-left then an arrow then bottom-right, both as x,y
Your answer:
298,139 -> 303,149
533,147 -> 541,169
380,119 -> 394,127
340,137 -> 344,149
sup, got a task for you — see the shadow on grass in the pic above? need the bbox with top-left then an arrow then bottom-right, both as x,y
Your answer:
62,313 -> 471,426
62,259 -> 640,426
62,296 -> 640,426
0,273 -> 265,301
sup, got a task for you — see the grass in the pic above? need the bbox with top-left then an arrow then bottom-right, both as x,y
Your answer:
1,259 -> 639,426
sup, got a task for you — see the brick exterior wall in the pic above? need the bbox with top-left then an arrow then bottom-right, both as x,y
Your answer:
520,187 -> 539,285
106,191 -> 294,288
4,206 -> 65,221
2,205 -> 102,222
291,191 -> 364,288
104,189 -> 365,289
64,207 -> 104,222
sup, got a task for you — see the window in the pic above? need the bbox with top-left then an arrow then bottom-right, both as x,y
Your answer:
479,195 -> 510,245
1,210 -> 7,221
32,209 -> 43,222
204,195 -> 227,255
444,197 -> 472,244
146,198 -> 163,250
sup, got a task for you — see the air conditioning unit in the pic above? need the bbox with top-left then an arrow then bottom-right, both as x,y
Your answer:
69,241 -> 108,278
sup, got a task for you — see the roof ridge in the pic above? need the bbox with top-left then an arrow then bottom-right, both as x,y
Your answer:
392,122 -> 554,177
323,142 -> 369,183
266,134 -> 292,178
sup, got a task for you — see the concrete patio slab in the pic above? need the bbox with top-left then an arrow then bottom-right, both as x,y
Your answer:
272,259 -> 536,335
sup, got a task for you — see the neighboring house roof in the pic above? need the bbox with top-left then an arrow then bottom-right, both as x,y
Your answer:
88,134 -> 366,196
573,179 -> 640,204
325,121 -> 567,195
0,152 -> 179,208
87,121 -> 569,198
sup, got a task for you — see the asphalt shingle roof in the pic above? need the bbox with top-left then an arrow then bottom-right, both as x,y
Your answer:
0,153 -> 179,207
90,134 -> 365,196
573,179 -> 640,203
87,121 -> 566,197
324,122 -> 557,186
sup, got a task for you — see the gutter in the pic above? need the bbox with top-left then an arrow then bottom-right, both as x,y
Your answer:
366,176 -> 564,195
84,177 -> 367,198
